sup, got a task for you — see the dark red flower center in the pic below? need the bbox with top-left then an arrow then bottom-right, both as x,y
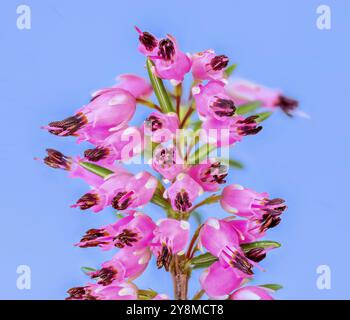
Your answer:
84,147 -> 110,162
200,161 -> 228,185
236,115 -> 263,136
91,266 -> 117,286
48,112 -> 87,136
75,193 -> 100,210
44,148 -> 71,170
114,228 -> 139,248
111,191 -> 134,210
245,248 -> 266,262
277,95 -> 298,116
139,32 -> 158,51
231,252 -> 254,275
210,55 -> 229,71
158,38 -> 175,61
210,97 -> 236,117
156,244 -> 172,271
146,115 -> 163,132
174,191 -> 192,212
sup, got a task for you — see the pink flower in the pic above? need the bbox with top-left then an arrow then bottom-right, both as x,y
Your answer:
192,81 -> 236,121
66,282 -> 137,300
152,218 -> 190,270
227,219 -> 265,244
76,212 -> 156,250
229,286 -> 274,300
200,261 -> 245,299
199,218 -> 255,277
226,79 -> 298,116
166,174 -> 203,213
143,112 -> 179,143
188,159 -> 228,192
114,74 -> 152,99
136,28 -> 191,81
43,88 -> 136,144
152,145 -> 184,180
220,184 -> 287,232
135,26 -> 159,56
89,247 -> 151,285
201,115 -> 262,147
83,126 -> 143,164
41,149 -> 127,188
191,50 -> 229,81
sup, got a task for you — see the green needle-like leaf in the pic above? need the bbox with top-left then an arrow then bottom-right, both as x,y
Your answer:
146,58 -> 174,113
79,162 -> 113,179
228,159 -> 244,169
224,64 -> 238,77
191,252 -> 218,269
241,240 -> 281,251
260,284 -> 283,291
255,111 -> 272,123
236,101 -> 261,115
81,266 -> 96,275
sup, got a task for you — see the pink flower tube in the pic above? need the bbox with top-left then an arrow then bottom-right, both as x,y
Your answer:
191,50 -> 229,81
229,286 -> 274,300
226,79 -> 298,116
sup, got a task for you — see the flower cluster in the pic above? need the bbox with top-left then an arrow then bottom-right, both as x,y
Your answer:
40,27 -> 296,300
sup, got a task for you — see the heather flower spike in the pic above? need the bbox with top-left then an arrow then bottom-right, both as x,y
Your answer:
40,27 -> 296,300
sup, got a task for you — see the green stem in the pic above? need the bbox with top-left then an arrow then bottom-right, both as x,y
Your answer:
192,289 -> 205,300
136,98 -> 162,112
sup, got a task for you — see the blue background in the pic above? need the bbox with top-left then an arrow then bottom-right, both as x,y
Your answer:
1,0 -> 349,299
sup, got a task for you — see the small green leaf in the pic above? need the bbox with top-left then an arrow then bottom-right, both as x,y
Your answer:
255,111 -> 272,123
225,64 -> 238,77
241,240 -> 281,251
79,162 -> 113,179
146,58 -> 174,113
228,159 -> 244,169
191,252 -> 218,269
260,284 -> 283,291
236,101 -> 261,115
81,267 -> 96,275
114,212 -> 124,219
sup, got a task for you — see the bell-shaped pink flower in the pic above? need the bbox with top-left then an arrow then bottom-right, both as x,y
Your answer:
43,88 -> 136,144
199,218 -> 255,278
83,126 -> 143,165
220,184 -> 287,230
200,261 -> 245,299
226,79 -> 298,116
201,114 -> 262,147
166,174 -> 203,213
76,212 -> 156,250
188,159 -> 228,192
191,50 -> 229,81
114,74 -> 152,99
135,26 -> 159,56
152,218 -> 190,271
89,247 -> 151,285
229,286 -> 274,300
192,81 -> 236,121
152,145 -> 184,180
66,282 -> 137,300
143,112 -> 179,143
137,28 -> 191,81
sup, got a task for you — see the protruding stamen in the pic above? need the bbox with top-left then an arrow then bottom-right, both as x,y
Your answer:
73,193 -> 100,210
84,147 -> 110,162
200,161 -> 228,185
245,248 -> 266,262
277,95 -> 298,116
91,266 -> 117,286
174,191 -> 192,212
158,39 -> 175,61
156,244 -> 172,271
231,251 -> 254,275
66,286 -> 96,300
79,228 -> 109,248
111,191 -> 134,210
236,115 -> 263,136
210,97 -> 236,117
114,228 -> 139,248
210,55 -> 229,71
260,214 -> 281,232
145,115 -> 163,132
47,113 -> 88,136
43,148 -> 72,170
139,31 -> 158,51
